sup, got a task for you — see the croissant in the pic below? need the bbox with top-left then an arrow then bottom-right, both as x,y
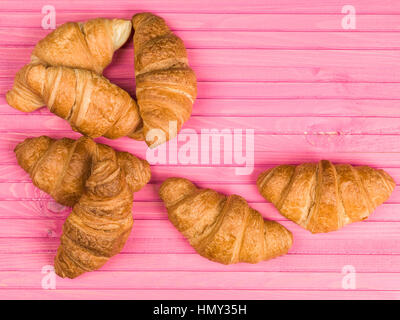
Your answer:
6,63 -> 142,139
14,135 -> 151,207
131,13 -> 197,147
55,150 -> 133,278
31,18 -> 132,74
159,177 -> 292,264
257,160 -> 396,233
15,136 -> 151,278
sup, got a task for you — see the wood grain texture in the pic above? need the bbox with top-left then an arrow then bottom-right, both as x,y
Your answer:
1,13 -> 400,32
1,0 -> 399,14
4,29 -> 400,49
2,48 -> 400,82
0,289 -> 398,300
0,0 -> 399,300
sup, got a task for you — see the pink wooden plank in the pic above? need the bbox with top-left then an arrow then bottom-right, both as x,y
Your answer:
1,218 -> 399,242
1,0 -> 399,14
4,28 -> 400,49
2,98 -> 400,117
1,200 -> 399,222
2,13 -> 400,32
3,78 -> 400,99
0,181 -> 398,203
1,0 -> 400,300
0,289 -> 398,300
3,115 -> 400,140
1,114 -> 400,135
2,130 -> 400,160
2,134 -> 400,162
3,252 -> 400,273
0,218 -> 399,257
2,48 -> 400,82
2,140 -> 400,167
2,164 -> 400,184
0,270 -> 400,291
1,232 -> 399,255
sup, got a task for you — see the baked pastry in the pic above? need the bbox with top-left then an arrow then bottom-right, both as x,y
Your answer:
7,13 -> 197,148
55,151 -> 133,278
131,13 -> 197,147
31,18 -> 132,74
6,64 -> 141,139
15,135 -> 151,278
257,160 -> 396,233
159,177 -> 293,264
14,135 -> 150,206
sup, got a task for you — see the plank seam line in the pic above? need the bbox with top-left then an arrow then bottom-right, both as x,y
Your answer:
4,27 -> 400,32
1,10 -> 400,15
0,288 -> 399,292
1,217 -> 400,222
1,269 -> 400,274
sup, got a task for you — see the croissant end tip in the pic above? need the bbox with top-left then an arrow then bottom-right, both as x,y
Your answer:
159,177 -> 197,208
111,19 -> 132,50
131,12 -> 154,26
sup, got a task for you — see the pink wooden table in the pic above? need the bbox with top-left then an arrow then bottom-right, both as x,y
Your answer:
0,0 -> 400,300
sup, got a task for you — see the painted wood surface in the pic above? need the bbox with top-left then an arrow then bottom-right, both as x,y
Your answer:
0,0 -> 399,300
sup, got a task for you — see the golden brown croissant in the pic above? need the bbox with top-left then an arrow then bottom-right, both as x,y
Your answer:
257,160 -> 396,233
159,177 -> 292,264
15,135 -> 151,278
54,151 -> 132,278
15,135 -> 151,207
131,13 -> 197,147
31,18 -> 132,74
6,63 -> 141,139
